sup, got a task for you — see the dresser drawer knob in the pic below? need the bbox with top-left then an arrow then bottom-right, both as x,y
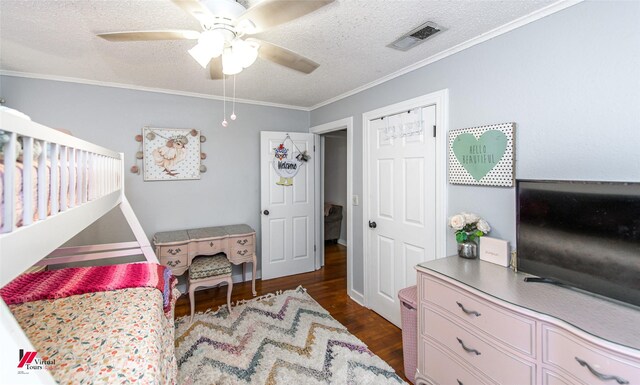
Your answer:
456,301 -> 481,317
456,337 -> 481,356
575,357 -> 629,384
237,249 -> 248,256
166,260 -> 180,267
237,239 -> 248,245
167,248 -> 181,255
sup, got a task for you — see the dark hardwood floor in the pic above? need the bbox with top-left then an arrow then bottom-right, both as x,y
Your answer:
174,243 -> 408,382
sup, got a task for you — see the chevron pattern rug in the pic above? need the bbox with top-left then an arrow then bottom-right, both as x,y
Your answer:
175,286 -> 406,385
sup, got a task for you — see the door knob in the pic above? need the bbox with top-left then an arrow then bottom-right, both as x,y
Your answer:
263,210 -> 270,215
368,221 -> 377,229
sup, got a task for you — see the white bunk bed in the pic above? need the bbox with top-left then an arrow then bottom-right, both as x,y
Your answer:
0,109 -> 173,384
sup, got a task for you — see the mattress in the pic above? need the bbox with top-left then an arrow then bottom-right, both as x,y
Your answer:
9,287 -> 179,384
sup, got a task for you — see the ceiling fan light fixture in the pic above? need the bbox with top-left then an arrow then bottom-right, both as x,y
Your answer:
222,47 -> 243,75
199,30 -> 225,57
232,39 -> 259,68
188,42 -> 214,68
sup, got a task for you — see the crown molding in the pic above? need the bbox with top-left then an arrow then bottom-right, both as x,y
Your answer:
309,0 -> 582,111
0,70 -> 310,111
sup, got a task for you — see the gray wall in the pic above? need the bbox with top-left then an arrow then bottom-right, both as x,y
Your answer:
0,76 -> 309,277
310,1 -> 640,295
324,132 -> 348,244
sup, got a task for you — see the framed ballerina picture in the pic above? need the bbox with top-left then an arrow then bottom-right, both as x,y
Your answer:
142,127 -> 201,181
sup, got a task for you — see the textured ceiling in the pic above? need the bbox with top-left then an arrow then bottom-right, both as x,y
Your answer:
0,0 -> 556,108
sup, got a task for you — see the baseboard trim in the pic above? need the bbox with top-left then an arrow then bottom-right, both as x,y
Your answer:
348,289 -> 365,306
232,271 -> 261,284
337,239 -> 347,247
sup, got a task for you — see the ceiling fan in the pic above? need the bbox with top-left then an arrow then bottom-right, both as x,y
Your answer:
97,0 -> 334,79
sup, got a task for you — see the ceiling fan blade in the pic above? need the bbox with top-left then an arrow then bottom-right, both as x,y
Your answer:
97,30 -> 200,42
172,0 -> 213,25
240,0 -> 334,34
251,39 -> 319,74
209,57 -> 223,80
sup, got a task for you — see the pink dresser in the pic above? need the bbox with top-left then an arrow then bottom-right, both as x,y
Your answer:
415,256 -> 640,385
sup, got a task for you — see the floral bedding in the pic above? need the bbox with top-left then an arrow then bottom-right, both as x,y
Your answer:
9,287 -> 179,384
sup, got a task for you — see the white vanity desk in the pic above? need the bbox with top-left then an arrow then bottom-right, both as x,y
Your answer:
415,256 -> 640,385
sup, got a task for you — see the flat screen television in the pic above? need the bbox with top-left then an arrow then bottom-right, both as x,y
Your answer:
516,180 -> 640,308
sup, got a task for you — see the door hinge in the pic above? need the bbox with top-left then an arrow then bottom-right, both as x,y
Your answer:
433,125 -> 437,138
314,245 -> 316,252
313,145 -> 316,152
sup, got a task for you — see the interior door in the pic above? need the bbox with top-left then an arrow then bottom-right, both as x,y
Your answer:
260,131 -> 316,280
367,105 -> 437,327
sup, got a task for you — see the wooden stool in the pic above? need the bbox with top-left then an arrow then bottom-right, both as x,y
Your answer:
188,253 -> 233,322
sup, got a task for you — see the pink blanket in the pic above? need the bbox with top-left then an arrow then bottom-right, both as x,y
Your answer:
0,263 -> 176,317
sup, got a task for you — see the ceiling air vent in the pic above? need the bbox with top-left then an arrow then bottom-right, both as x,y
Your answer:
388,21 -> 444,51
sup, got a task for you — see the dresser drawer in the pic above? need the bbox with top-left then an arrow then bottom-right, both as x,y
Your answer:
543,325 -> 640,385
422,337 -> 492,385
157,244 -> 188,258
423,305 -> 536,385
542,368 -> 582,385
193,238 -> 226,256
421,274 -> 535,356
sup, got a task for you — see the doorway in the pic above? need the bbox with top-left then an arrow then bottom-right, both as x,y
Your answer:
321,130 -> 348,289
322,129 -> 347,247
310,117 -> 356,300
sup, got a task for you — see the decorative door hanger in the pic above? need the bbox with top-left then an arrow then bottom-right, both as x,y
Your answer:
378,108 -> 424,141
448,122 -> 515,187
272,134 -> 310,187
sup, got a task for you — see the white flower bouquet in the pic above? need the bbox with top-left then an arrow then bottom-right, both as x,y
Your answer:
448,212 -> 491,243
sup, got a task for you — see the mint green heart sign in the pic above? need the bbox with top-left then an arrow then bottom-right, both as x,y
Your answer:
452,130 -> 508,181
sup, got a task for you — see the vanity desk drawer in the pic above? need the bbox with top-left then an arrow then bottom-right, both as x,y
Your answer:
154,230 -> 190,273
157,244 -> 188,259
230,235 -> 254,248
159,254 -> 187,269
228,233 -> 255,264
193,238 -> 226,256
229,246 -> 255,264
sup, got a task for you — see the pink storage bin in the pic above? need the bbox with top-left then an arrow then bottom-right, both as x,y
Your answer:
398,285 -> 418,384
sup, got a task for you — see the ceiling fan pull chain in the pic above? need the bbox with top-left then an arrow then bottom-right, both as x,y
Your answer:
231,75 -> 237,121
222,75 -> 228,127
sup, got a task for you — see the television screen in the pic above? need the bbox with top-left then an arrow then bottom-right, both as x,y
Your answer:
517,180 -> 640,308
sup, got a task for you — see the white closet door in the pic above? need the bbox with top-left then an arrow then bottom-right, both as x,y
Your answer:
367,105 -> 437,326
